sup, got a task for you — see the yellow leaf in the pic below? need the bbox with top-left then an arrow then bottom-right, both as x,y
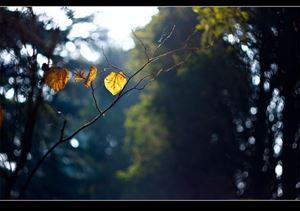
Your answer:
74,70 -> 86,82
84,65 -> 97,88
0,107 -> 4,128
44,68 -> 70,92
104,72 -> 127,95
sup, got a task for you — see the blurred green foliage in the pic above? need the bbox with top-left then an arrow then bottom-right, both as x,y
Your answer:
117,7 -> 251,199
193,7 -> 249,47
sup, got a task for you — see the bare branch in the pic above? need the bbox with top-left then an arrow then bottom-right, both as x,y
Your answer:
152,25 -> 176,57
19,29 -> 198,198
101,47 -> 125,72
19,118 -> 67,198
123,53 -> 191,94
59,120 -> 67,141
121,73 -> 155,96
47,103 -> 67,122
152,46 -> 198,61
91,82 -> 103,114
132,30 -> 150,61
183,28 -> 198,48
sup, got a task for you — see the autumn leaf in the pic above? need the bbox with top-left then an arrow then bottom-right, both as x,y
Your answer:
44,67 -> 70,92
84,65 -> 97,88
104,72 -> 127,95
74,70 -> 86,82
0,107 -> 4,128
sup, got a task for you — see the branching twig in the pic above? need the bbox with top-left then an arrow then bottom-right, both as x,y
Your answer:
152,25 -> 176,57
19,28 -> 199,198
91,82 -> 103,114
132,30 -> 150,61
48,103 -> 67,122
123,53 -> 191,94
19,119 -> 67,198
101,47 -> 126,72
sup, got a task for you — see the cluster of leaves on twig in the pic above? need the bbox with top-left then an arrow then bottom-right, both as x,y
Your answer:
1,25 -> 198,199
42,63 -> 127,95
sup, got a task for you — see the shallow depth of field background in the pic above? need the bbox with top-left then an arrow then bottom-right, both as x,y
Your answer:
0,7 -> 299,199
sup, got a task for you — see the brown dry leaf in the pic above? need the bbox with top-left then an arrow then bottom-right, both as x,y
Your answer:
44,67 -> 70,92
74,70 -> 86,82
84,65 -> 97,88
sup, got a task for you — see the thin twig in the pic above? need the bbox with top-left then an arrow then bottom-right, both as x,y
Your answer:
152,25 -> 176,57
132,30 -> 150,61
101,47 -> 126,72
123,54 -> 190,94
19,29 -> 198,198
48,103 -> 67,122
91,82 -> 103,114
19,119 -> 67,198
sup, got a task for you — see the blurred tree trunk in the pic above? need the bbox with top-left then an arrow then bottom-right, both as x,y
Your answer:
3,54 -> 42,199
249,8 -> 275,198
277,8 -> 300,199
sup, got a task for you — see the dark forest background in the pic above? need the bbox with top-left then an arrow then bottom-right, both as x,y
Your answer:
0,7 -> 299,199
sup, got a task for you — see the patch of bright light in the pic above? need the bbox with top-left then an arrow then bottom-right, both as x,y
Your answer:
60,49 -> 69,58
241,44 -> 249,52
277,100 -> 284,113
5,88 -> 15,100
8,77 -> 14,85
80,43 -> 100,62
227,34 -> 236,43
20,44 -> 33,57
269,114 -> 274,122
275,137 -> 283,146
32,6 -> 158,51
65,41 -> 76,52
277,186 -> 283,197
32,7 -> 73,31
0,50 -> 15,65
270,101 -> 276,109
0,161 -> 16,172
239,143 -> 246,151
264,81 -> 270,91
245,119 -> 253,128
248,136 -> 256,145
250,107 -> 257,115
273,88 -> 280,96
68,23 -> 96,39
17,94 -> 26,103
70,138 -> 79,148
252,75 -> 260,86
0,153 -> 16,172
275,163 -> 283,178
0,153 -> 8,161
37,54 -> 48,66
236,125 -> 244,133
237,182 -> 245,190
0,87 -> 4,95
273,144 -> 281,155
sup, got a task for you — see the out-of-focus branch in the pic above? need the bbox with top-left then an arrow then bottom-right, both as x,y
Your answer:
132,30 -> 151,61
4,50 -> 43,199
152,25 -> 176,57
